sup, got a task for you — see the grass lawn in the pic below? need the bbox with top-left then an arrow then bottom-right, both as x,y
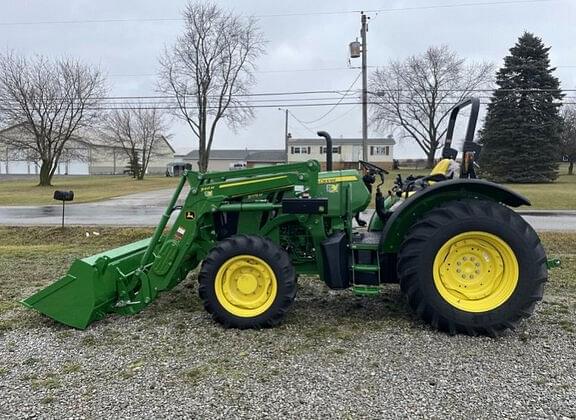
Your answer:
0,165 -> 574,210
0,226 -> 573,333
0,175 -> 177,206
0,227 -> 154,327
503,172 -> 576,210
0,226 -> 574,417
378,164 -> 576,210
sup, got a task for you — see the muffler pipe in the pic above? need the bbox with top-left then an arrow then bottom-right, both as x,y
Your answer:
317,131 -> 332,171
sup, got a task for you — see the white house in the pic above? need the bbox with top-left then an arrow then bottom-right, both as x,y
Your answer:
287,136 -> 395,170
0,124 -> 175,176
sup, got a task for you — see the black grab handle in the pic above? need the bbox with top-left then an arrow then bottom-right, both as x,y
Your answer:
317,131 -> 332,171
442,97 -> 480,160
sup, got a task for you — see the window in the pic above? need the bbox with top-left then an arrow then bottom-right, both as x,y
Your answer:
370,146 -> 389,156
291,146 -> 310,154
320,146 -> 341,154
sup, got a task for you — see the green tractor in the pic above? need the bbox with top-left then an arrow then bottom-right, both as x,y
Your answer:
23,98 -> 554,335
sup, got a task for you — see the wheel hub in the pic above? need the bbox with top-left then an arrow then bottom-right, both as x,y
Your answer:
433,231 -> 519,312
237,274 -> 258,294
215,255 -> 277,317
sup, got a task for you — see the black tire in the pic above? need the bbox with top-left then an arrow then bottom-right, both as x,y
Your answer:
397,200 -> 547,336
198,235 -> 296,329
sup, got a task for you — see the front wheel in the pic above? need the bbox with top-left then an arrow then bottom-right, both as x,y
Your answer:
198,235 -> 296,329
397,200 -> 547,336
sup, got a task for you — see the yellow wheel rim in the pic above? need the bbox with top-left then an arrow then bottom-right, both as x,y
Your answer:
214,255 -> 277,317
433,231 -> 519,313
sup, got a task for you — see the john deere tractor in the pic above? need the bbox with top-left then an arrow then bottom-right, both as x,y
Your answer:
23,98 -> 555,335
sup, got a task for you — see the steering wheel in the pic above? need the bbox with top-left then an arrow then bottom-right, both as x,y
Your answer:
359,160 -> 389,175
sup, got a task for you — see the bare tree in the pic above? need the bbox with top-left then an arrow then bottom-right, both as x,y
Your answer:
158,1 -> 265,172
101,107 -> 169,180
370,46 -> 493,168
0,52 -> 106,185
561,105 -> 576,175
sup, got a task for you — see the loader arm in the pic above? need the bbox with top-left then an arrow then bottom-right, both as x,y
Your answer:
22,160 -> 324,329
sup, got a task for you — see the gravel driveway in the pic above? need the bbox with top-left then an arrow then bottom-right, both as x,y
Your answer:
1,275 -> 575,419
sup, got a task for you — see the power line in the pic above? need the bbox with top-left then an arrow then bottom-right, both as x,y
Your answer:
109,67 -> 365,78
257,0 -> 557,17
0,89 -> 572,108
296,72 -> 362,124
3,100 -> 576,113
287,111 -> 317,136
108,63 -> 576,78
309,105 -> 359,128
3,87 -> 571,102
64,89 -> 358,101
109,64 -> 576,78
0,0 -> 557,26
363,0 -> 556,15
258,66 -> 362,74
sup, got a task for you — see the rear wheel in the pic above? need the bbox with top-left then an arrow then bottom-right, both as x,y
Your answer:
198,235 -> 296,329
397,200 -> 547,336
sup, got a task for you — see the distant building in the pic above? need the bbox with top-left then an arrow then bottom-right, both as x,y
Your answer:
88,138 -> 174,175
287,136 -> 396,170
177,149 -> 287,172
0,124 -> 175,175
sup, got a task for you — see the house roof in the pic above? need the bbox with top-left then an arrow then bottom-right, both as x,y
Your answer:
181,149 -> 286,162
288,137 -> 395,146
245,150 -> 286,162
0,123 -> 176,154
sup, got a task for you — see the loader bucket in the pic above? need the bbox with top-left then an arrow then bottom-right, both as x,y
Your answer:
21,237 -> 152,329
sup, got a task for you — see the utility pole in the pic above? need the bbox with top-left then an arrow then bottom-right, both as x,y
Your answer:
361,12 -> 369,161
279,108 -> 290,162
284,108 -> 289,161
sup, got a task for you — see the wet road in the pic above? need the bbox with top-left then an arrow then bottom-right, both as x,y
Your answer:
0,188 -> 187,226
0,188 -> 574,231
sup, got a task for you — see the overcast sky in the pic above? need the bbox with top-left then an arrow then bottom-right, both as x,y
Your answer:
1,0 -> 575,158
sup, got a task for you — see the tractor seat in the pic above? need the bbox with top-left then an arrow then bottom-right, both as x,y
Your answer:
429,158 -> 459,180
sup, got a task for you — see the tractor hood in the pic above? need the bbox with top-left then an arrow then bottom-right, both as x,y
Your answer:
317,169 -> 371,216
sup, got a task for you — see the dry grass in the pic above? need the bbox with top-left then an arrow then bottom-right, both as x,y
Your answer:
503,172 -> 576,210
380,164 -> 576,210
0,226 -> 153,330
0,227 -> 574,418
0,175 -> 177,206
0,164 -> 574,209
0,226 -> 573,333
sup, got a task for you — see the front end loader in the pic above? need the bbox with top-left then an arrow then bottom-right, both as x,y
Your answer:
23,98 -> 557,335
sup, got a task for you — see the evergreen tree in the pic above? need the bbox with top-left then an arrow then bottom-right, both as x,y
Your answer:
479,32 -> 563,183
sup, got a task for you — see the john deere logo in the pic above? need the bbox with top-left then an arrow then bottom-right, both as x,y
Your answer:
185,211 -> 195,220
326,184 -> 339,193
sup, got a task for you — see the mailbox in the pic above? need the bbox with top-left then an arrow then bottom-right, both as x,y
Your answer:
53,190 -> 74,228
53,191 -> 74,201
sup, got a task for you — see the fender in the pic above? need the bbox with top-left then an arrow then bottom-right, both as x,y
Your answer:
379,179 -> 530,253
